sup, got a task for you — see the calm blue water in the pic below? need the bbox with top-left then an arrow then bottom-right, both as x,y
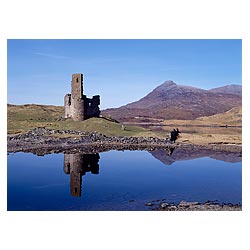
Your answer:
7,150 -> 242,211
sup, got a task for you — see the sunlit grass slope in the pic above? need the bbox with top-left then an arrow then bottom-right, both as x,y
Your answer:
7,104 -> 163,138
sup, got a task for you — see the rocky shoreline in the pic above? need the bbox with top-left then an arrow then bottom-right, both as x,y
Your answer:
147,200 -> 242,211
7,127 -> 172,154
7,127 -> 242,155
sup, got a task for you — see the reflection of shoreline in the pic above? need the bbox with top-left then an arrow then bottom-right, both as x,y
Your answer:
64,153 -> 100,197
151,148 -> 242,165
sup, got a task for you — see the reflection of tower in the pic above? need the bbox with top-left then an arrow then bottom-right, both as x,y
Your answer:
64,153 -> 100,197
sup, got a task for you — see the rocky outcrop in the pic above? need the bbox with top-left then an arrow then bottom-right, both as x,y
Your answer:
150,200 -> 242,211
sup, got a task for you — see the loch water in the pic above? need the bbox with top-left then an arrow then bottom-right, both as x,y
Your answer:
7,149 -> 242,211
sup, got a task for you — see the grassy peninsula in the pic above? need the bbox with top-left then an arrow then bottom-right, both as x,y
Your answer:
7,104 -> 242,152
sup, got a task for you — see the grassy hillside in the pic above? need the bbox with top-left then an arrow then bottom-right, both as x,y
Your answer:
159,106 -> 242,145
196,106 -> 242,126
8,104 -> 64,120
162,106 -> 242,127
8,104 -> 64,134
7,104 -> 163,138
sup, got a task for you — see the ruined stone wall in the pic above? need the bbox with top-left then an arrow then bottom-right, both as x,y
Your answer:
64,73 -> 100,121
84,95 -> 100,119
72,98 -> 85,121
71,73 -> 85,121
71,73 -> 83,100
64,94 -> 72,118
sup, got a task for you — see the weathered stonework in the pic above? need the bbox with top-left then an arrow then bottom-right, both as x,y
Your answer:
64,73 -> 100,121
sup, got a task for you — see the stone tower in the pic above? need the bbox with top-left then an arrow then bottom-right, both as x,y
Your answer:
64,73 -> 100,121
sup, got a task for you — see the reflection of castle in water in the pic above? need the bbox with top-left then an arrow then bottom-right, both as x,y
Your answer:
62,148 -> 241,197
64,153 -> 100,197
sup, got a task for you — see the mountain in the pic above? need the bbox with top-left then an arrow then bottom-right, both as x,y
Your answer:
102,81 -> 242,122
209,84 -> 242,95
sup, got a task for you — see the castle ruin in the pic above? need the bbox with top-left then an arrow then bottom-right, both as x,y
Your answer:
64,73 -> 100,121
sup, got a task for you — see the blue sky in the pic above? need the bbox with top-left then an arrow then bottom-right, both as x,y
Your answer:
7,39 -> 242,109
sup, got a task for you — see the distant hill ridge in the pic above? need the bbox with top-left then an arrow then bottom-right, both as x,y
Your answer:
209,84 -> 242,95
102,81 -> 242,121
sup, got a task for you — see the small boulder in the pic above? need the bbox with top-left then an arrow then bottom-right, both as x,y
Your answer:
160,203 -> 169,208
